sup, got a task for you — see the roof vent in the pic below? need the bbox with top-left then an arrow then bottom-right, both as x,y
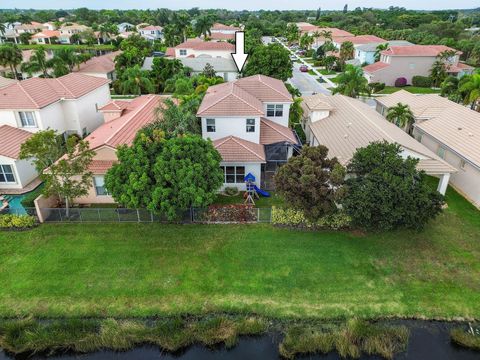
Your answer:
344,134 -> 348,139
468,132 -> 474,137
457,127 -> 462,131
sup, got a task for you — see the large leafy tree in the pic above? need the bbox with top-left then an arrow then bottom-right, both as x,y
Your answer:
332,64 -> 370,98
19,130 -> 65,173
274,145 -> 345,220
243,43 -> 292,81
343,141 -> 444,231
149,57 -> 184,92
386,102 -> 415,133
105,131 -> 223,219
118,65 -> 155,95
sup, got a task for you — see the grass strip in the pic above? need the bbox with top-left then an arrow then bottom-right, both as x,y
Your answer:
451,327 -> 480,351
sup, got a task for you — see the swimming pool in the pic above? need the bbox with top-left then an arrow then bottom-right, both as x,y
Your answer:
2,194 -> 27,214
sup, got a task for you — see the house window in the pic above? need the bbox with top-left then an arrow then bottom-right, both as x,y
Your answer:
206,118 -> 216,132
246,118 -> 255,132
221,166 -> 245,183
0,165 -> 15,183
18,111 -> 36,127
151,31 -> 155,34
179,49 -> 187,56
267,104 -> 284,117
437,146 -> 446,159
93,176 -> 108,196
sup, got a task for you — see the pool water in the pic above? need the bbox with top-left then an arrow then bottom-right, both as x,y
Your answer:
2,194 -> 27,214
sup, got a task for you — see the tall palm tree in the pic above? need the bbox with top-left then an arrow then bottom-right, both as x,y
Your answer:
300,33 -> 314,50
194,15 -> 214,38
460,73 -> 480,111
332,65 -> 370,98
339,41 -> 354,63
386,102 -> 415,133
52,48 -> 79,72
320,30 -> 332,41
119,65 -> 155,95
374,43 -> 389,62
440,76 -> 461,102
21,46 -> 50,77
0,43 -> 23,79
430,60 -> 447,87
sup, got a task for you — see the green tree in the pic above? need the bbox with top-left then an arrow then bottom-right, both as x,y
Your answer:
20,131 -> 95,217
150,98 -> 200,137
118,65 -> 155,95
243,43 -> 292,81
440,75 -> 461,102
429,60 -> 447,87
386,102 -> 415,133
374,43 -> 389,62
332,64 -> 370,98
19,32 -> 32,45
459,72 -> 480,111
202,62 -> 216,78
149,57 -> 184,92
288,97 -> 303,127
284,23 -> 300,45
339,40 -> 354,63
21,46 -> 50,77
299,33 -> 314,50
343,141 -> 444,231
274,145 -> 345,221
194,14 -> 215,37
0,43 -> 23,79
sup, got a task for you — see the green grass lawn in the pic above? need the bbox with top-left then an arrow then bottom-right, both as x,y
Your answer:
0,186 -> 479,320
319,69 -> 338,75
377,86 -> 441,95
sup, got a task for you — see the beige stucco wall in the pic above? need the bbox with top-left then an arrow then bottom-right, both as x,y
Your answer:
413,128 -> 480,207
0,155 -> 38,190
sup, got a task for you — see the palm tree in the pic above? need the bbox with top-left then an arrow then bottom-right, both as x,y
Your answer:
21,46 -> 50,77
430,60 -> 447,87
374,43 -> 389,62
52,48 -> 80,72
332,64 -> 370,98
386,102 -> 415,133
460,73 -> 480,111
119,65 -> 155,95
440,76 -> 461,102
320,30 -> 332,41
300,33 -> 314,50
339,41 -> 354,63
0,43 -> 23,79
194,15 -> 214,38
0,23 -> 6,43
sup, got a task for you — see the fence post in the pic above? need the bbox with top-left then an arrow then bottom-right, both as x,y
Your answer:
257,208 -> 260,223
58,208 -> 62,222
190,207 -> 194,223
150,211 -> 154,223
137,209 -> 140,222
79,209 -> 83,222
98,208 -> 101,222
117,209 -> 120,222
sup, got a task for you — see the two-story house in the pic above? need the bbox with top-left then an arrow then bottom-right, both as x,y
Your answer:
31,30 -> 61,44
363,45 -> 474,86
376,90 -> 480,207
354,40 -> 412,65
207,23 -> 241,41
0,73 -> 111,194
332,35 -> 386,50
167,38 -> 235,59
197,75 -> 300,190
138,26 -> 164,41
58,24 -> 89,44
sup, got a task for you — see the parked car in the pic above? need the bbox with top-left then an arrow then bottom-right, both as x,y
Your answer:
299,65 -> 309,72
297,50 -> 306,56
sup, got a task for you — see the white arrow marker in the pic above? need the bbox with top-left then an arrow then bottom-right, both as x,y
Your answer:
231,31 -> 248,72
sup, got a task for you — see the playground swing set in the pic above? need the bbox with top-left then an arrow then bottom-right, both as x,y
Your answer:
243,172 -> 270,205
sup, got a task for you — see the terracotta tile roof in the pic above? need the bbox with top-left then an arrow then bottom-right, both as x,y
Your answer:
211,23 -> 241,31
208,32 -> 235,41
99,100 -> 130,111
260,118 -> 297,144
197,82 -> 264,116
302,96 -> 334,111
175,39 -> 235,51
165,47 -> 175,57
381,45 -> 460,57
295,22 -> 319,32
32,30 -> 60,38
235,75 -> 293,102
0,125 -> 32,159
304,94 -> 456,174
448,62 -> 475,73
141,25 -> 163,31
88,160 -> 116,174
363,61 -> 391,73
74,51 -> 120,74
315,27 -> 353,37
86,95 -> 167,150
213,136 -> 266,162
0,76 -> 17,89
0,73 -> 110,110
334,35 -> 386,45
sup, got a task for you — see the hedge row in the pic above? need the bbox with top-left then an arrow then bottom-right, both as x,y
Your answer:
0,214 -> 36,229
271,206 -> 351,230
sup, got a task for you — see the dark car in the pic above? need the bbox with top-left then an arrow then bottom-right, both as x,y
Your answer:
299,65 -> 309,72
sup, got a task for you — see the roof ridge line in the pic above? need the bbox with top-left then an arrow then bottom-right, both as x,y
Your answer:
53,77 -> 75,98
197,83 -> 234,114
231,136 -> 264,160
17,81 -> 41,108
246,75 -> 291,101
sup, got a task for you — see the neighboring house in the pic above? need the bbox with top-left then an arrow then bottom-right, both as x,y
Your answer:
142,56 -> 239,82
293,23 -> 353,48
31,30 -> 61,44
118,31 -> 134,39
0,50 -> 54,79
42,22 -> 57,31
0,22 -> 21,43
0,125 -> 37,192
117,22 -> 135,33
58,24 -> 89,44
73,51 -> 120,80
0,73 -> 111,137
197,75 -> 299,190
166,38 -> 235,59
138,26 -> 163,41
301,93 -> 456,195
72,95 -> 168,204
363,45 -> 474,86
207,23 -> 241,41
376,90 -> 480,207
332,35 -> 387,49
355,40 -> 412,65
0,76 -> 17,89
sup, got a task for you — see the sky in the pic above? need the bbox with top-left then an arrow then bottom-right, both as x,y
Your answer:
0,0 -> 478,11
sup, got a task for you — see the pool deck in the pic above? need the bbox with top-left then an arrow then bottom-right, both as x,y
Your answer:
0,177 -> 42,195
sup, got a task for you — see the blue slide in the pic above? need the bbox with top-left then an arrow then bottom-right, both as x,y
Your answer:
254,185 -> 270,197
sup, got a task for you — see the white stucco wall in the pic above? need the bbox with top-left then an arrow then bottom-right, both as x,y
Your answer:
219,162 -> 262,191
262,102 -> 291,127
201,116 -> 261,143
0,155 -> 38,189
175,49 -> 232,59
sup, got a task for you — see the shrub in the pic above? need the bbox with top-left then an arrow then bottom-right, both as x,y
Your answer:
20,185 -> 44,208
271,207 -> 351,230
394,77 -> 407,87
305,49 -> 314,58
199,205 -> 257,223
412,75 -> 433,87
0,214 -> 36,229
368,82 -> 385,93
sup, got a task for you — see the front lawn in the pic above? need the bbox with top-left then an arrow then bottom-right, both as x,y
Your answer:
377,86 -> 441,94
0,186 -> 479,320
